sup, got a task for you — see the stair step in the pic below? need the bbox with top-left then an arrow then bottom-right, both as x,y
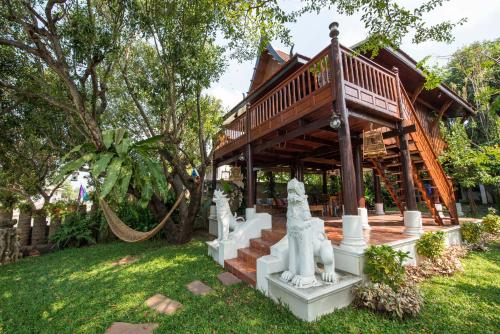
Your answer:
250,238 -> 275,254
224,258 -> 257,286
238,247 -> 267,267
261,229 -> 286,243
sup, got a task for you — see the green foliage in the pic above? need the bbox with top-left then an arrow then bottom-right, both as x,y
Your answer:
353,283 -> 423,319
49,212 -> 97,249
440,121 -> 499,189
57,128 -> 169,206
482,210 -> 500,235
364,245 -> 410,290
416,56 -> 449,90
116,200 -> 160,235
461,222 -> 483,244
416,231 -> 446,259
0,190 -> 17,210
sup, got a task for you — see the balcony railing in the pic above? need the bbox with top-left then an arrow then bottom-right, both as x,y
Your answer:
215,44 -> 400,153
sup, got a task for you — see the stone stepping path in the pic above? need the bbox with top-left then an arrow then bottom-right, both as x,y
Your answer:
105,322 -> 158,334
145,294 -> 182,315
217,272 -> 241,286
111,256 -> 139,266
186,280 -> 213,296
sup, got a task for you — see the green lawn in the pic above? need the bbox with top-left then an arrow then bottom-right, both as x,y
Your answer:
1,238 -> 499,334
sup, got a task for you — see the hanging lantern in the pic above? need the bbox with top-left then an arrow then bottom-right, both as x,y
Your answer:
363,124 -> 387,158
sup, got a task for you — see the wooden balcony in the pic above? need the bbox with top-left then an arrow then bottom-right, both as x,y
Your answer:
214,44 -> 401,160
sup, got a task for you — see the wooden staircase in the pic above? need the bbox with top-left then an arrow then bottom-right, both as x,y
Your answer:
224,223 -> 286,286
371,80 -> 459,225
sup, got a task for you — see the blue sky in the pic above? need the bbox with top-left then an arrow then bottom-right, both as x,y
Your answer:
207,0 -> 500,110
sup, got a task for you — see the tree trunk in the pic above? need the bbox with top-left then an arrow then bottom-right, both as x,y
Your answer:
164,174 -> 203,244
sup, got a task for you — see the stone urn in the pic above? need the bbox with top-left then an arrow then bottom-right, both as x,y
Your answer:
31,210 -> 48,246
17,210 -> 32,247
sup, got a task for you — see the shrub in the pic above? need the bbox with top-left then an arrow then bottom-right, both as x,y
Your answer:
406,245 -> 468,284
116,200 -> 159,234
49,211 -> 96,249
482,212 -> 500,235
416,231 -> 445,259
461,222 -> 483,244
353,283 -> 423,319
364,245 -> 410,290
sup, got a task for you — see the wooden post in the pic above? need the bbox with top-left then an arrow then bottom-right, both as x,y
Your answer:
245,105 -> 255,209
253,169 -> 258,204
322,170 -> 328,194
329,22 -> 357,215
393,67 -> 418,211
353,140 -> 365,208
211,160 -> 217,192
373,169 -> 382,204
296,160 -> 304,182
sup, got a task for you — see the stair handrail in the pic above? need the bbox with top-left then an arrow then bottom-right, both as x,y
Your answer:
397,78 -> 458,223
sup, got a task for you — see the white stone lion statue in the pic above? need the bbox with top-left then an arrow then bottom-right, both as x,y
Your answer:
280,178 -> 338,288
213,190 -> 245,240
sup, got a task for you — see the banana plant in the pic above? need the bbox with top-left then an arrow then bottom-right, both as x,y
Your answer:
55,129 -> 170,207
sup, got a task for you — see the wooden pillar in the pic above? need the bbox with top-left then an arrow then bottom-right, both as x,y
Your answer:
353,140 -> 365,208
245,103 -> 255,208
253,169 -> 258,204
246,144 -> 255,208
290,164 -> 296,179
211,160 -> 217,192
322,170 -> 328,194
329,22 -> 357,215
393,67 -> 417,211
296,161 -> 304,182
373,169 -> 382,203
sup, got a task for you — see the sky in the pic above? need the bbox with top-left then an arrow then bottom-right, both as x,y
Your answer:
207,0 -> 500,111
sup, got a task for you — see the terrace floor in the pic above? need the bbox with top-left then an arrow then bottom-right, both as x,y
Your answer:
270,213 -> 474,246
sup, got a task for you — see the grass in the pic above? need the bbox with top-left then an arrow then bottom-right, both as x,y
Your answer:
1,238 -> 499,334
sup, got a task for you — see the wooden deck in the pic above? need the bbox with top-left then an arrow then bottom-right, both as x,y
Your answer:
271,213 -> 464,246
214,45 -> 401,161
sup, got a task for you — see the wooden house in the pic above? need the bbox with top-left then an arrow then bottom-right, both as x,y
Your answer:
210,22 -> 473,286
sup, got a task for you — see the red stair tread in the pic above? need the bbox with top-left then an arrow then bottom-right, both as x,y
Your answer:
250,238 -> 274,253
224,258 -> 256,286
238,247 -> 266,267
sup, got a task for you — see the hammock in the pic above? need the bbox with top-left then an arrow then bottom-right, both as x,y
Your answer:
100,190 -> 187,243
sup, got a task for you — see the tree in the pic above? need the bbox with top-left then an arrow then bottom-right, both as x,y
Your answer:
440,39 -> 500,213
0,72 -> 83,207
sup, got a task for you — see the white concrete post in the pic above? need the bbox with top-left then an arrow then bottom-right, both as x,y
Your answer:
340,215 -> 366,252
374,203 -> 385,215
358,207 -> 370,230
403,210 -> 423,235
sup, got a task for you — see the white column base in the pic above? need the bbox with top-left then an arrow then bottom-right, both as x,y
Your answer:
455,203 -> 464,217
246,207 -> 256,220
375,203 -> 385,215
358,207 -> 370,230
340,215 -> 366,252
403,210 -> 423,236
